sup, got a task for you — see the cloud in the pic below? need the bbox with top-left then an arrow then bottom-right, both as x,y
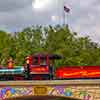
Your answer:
65,0 -> 100,42
0,0 -> 32,12
0,0 -> 63,32
0,0 -> 100,42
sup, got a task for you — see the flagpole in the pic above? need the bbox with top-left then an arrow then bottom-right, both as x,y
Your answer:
63,9 -> 65,25
63,0 -> 65,25
63,0 -> 70,26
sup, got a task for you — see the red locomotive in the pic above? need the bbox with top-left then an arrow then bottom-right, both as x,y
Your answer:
0,53 -> 62,80
25,53 -> 62,80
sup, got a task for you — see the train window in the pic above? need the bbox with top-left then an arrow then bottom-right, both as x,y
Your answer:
32,58 -> 38,65
40,59 -> 46,65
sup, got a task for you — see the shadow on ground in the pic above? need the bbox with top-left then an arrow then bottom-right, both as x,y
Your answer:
6,96 -> 81,100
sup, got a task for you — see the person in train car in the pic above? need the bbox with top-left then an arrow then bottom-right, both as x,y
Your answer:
7,57 -> 14,69
49,60 -> 54,80
32,58 -> 38,65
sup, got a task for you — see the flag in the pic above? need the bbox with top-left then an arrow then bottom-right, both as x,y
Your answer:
64,6 -> 70,13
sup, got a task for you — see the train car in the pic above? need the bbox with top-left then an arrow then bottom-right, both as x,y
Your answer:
55,66 -> 100,79
0,67 -> 25,80
25,53 -> 62,80
0,58 -> 25,80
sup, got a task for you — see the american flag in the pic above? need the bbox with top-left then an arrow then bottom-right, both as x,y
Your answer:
64,5 -> 70,13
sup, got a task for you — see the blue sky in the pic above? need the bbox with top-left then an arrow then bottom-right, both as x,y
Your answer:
0,0 -> 100,42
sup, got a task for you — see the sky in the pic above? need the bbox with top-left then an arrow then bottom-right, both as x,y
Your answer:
0,0 -> 100,42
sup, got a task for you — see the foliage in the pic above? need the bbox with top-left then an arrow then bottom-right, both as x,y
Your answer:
0,25 -> 100,67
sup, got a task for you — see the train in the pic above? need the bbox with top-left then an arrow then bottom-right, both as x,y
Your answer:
0,53 -> 100,80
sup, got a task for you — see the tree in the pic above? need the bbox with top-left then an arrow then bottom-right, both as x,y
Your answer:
0,25 -> 100,67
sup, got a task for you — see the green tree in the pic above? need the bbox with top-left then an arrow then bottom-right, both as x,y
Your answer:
0,25 -> 100,67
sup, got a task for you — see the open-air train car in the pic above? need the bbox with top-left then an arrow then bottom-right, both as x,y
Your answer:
55,66 -> 100,79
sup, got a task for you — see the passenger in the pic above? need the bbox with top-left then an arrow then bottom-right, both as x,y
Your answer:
7,57 -> 14,69
49,63 -> 54,80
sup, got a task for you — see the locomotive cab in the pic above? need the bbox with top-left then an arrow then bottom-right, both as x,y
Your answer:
26,53 -> 62,80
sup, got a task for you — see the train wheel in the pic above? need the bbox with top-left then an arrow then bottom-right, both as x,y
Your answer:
32,75 -> 42,80
14,76 -> 24,80
49,74 -> 53,80
44,75 -> 50,80
0,77 -> 6,81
